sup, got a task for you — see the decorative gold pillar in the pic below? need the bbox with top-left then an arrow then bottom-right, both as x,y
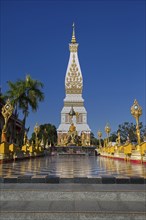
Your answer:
1,99 -> 14,142
97,130 -> 102,148
34,123 -> 40,152
0,99 -> 14,158
131,99 -> 142,145
116,131 -> 121,146
105,123 -> 111,146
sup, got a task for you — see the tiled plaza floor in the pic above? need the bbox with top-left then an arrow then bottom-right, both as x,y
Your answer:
0,156 -> 146,178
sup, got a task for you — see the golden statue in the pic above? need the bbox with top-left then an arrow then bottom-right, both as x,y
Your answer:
69,123 -> 76,132
66,123 -> 78,145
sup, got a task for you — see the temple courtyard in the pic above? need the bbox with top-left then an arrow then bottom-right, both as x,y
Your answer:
0,2 -> 145,219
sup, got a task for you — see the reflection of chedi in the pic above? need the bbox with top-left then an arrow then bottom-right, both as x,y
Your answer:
57,24 -> 91,146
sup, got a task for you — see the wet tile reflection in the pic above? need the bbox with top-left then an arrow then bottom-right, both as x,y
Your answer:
0,156 -> 146,177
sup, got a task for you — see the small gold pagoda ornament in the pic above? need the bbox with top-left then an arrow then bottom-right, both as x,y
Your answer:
1,99 -> 14,142
131,99 -> 142,145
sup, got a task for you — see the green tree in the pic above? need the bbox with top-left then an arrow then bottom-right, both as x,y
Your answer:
3,75 -> 44,143
117,122 -> 146,143
109,133 -> 118,142
90,132 -> 99,146
31,123 -> 57,146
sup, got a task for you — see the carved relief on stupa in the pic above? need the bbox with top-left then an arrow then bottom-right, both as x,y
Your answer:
65,54 -> 83,94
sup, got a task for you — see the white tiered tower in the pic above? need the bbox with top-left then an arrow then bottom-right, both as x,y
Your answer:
57,24 -> 91,145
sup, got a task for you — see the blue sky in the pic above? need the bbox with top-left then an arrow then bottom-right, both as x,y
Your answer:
0,0 -> 145,138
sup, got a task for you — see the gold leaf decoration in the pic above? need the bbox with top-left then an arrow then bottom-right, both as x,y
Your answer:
65,54 -> 83,92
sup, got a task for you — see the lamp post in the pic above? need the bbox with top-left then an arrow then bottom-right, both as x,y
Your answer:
97,130 -> 102,148
131,99 -> 142,145
105,123 -> 111,146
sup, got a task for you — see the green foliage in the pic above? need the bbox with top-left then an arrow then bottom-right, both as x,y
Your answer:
90,132 -> 99,146
117,122 -> 146,143
2,75 -> 44,145
4,75 -> 44,126
31,123 -> 57,146
109,133 -> 117,142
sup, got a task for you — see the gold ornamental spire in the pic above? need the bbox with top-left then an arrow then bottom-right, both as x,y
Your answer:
71,22 -> 76,43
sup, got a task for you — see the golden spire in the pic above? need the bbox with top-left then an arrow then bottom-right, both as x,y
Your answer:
71,22 -> 76,43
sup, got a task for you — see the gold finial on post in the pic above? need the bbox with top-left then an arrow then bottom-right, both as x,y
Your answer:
131,99 -> 142,145
116,131 -> 121,146
105,123 -> 111,145
97,130 -> 102,147
71,22 -> 76,43
1,99 -> 14,142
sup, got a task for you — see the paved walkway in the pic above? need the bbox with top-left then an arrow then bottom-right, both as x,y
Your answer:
0,184 -> 146,220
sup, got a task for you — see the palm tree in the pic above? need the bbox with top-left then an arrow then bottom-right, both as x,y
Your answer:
17,75 -> 44,127
4,75 -> 44,143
